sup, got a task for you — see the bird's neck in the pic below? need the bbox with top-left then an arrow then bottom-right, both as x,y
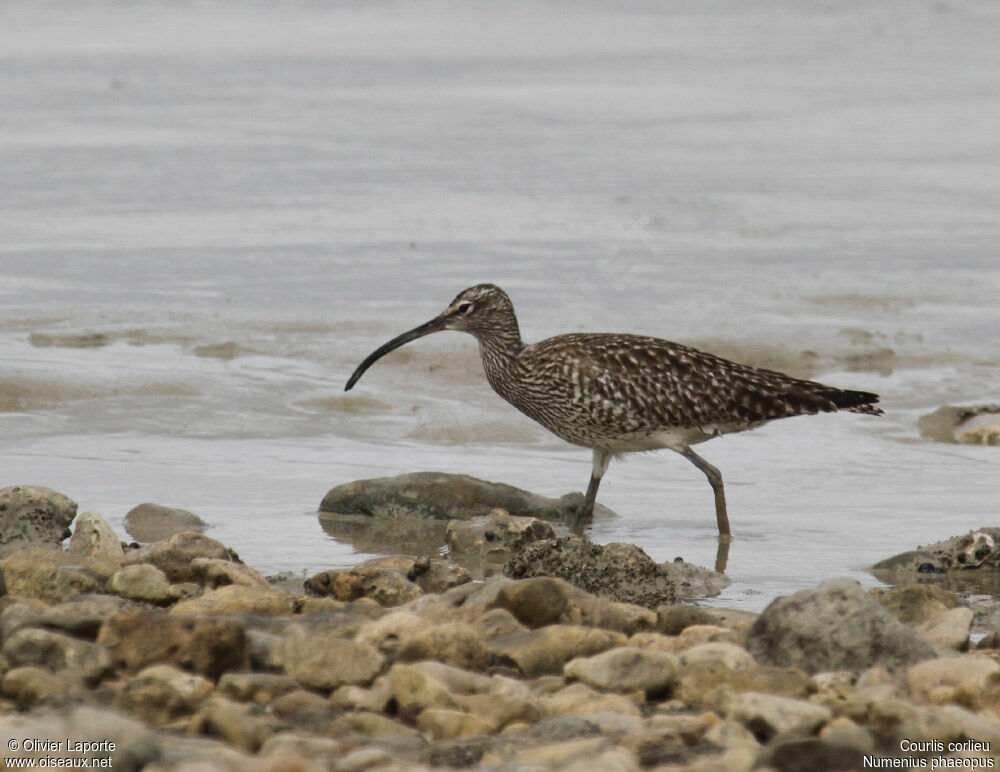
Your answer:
475,326 -> 524,388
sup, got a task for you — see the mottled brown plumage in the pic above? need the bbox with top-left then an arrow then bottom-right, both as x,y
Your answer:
345,283 -> 883,537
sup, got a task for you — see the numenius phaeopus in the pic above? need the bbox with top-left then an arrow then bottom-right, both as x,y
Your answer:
345,284 -> 883,538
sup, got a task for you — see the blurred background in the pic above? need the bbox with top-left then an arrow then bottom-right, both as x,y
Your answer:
2,0 -> 998,610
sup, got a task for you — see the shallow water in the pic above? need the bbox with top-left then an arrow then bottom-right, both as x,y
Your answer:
2,0 -> 999,612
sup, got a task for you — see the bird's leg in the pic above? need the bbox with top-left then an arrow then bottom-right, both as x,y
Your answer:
571,449 -> 612,531
678,446 -> 731,539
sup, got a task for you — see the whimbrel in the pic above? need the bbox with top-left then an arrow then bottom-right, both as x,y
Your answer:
345,283 -> 883,537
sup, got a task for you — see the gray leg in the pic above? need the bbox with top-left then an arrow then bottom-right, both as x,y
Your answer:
571,449 -> 612,530
678,446 -> 731,538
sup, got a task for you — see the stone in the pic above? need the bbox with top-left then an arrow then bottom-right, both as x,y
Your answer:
327,711 -> 420,739
396,622 -> 490,670
488,625 -> 627,677
388,664 -> 459,711
406,555 -> 472,593
97,610 -> 247,678
0,485 -> 76,556
190,557 -> 268,588
730,692 -> 833,742
540,682 -> 643,718
217,673 -> 299,705
1,547 -> 113,602
445,511 -> 557,561
122,531 -> 238,582
656,605 -> 717,635
513,736 -> 611,766
873,583 -> 960,625
917,404 -> 1000,443
0,594 -> 139,639
200,696 -> 275,752
504,536 -> 676,608
114,664 -> 213,726
320,471 -> 590,522
67,511 -> 124,567
305,565 -> 422,607
564,647 -> 678,696
906,655 -> 1000,707
2,627 -> 112,685
677,642 -> 756,672
455,675 -> 539,728
472,608 -> 528,641
960,422 -> 1000,445
124,502 -> 207,543
746,579 -> 936,673
170,584 -> 293,616
108,563 -> 174,604
272,631 -> 384,691
1,666 -> 70,707
917,607 -> 974,651
417,709 -> 496,741
872,528 -> 1000,574
755,736 -> 866,772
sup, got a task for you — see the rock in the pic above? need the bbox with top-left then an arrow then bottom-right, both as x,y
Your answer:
67,511 -> 124,566
114,664 -> 213,726
272,630 -> 384,691
170,584 -> 293,616
656,605 -> 718,635
872,528 -> 1000,574
388,664 -> 459,711
122,531 -> 238,582
488,625 -> 627,677
746,579 -> 936,673
107,563 -> 174,604
730,692 -> 833,742
490,576 -> 569,627
0,485 -> 77,556
407,555 -> 472,593
660,557 -> 730,599
200,696 -> 276,752
320,471 -> 602,522
960,423 -> 1000,445
417,709 -> 496,741
504,536 -> 676,608
472,608 -> 529,641
396,622 -> 491,670
190,557 -> 268,588
873,583 -> 960,625
539,682 -> 643,718
917,404 -> 1000,443
564,647 -> 678,696
677,642 -> 756,672
1,594 -> 139,639
97,610 -> 247,678
906,655 -> 1000,707
217,673 -> 299,705
918,607 -> 974,651
0,546 -> 113,602
124,502 -> 207,543
755,736 -> 866,772
305,565 -> 422,607
2,627 -> 112,685
1,666 -> 71,707
445,511 -> 557,566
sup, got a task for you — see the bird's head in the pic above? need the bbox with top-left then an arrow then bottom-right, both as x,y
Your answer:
344,283 -> 519,391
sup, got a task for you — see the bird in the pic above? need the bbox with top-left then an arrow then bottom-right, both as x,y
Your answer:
344,283 -> 883,538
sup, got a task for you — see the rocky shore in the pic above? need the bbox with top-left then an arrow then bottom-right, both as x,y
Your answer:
1,483 -> 999,771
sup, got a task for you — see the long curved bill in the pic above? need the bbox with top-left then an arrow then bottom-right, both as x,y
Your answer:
344,316 -> 447,391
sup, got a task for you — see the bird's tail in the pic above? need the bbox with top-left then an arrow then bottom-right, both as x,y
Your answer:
818,389 -> 884,416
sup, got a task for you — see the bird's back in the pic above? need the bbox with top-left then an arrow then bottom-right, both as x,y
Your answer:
484,332 -> 881,450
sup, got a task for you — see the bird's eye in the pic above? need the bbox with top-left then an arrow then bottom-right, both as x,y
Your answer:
457,302 -> 473,315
